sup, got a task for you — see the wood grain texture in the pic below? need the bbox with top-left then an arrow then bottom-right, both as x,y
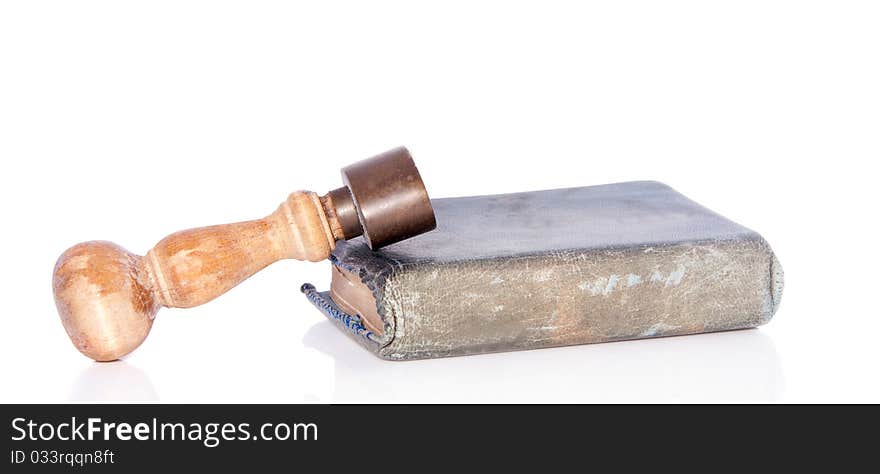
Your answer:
53,191 -> 341,361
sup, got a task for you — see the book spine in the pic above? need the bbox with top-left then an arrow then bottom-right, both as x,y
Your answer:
376,236 -> 782,360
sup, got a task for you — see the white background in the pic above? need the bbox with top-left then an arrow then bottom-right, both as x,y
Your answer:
1,1 -> 877,403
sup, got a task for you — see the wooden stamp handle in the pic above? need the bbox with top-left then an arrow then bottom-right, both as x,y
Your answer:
53,191 -> 346,362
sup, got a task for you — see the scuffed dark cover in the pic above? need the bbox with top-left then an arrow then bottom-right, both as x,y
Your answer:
303,181 -> 784,360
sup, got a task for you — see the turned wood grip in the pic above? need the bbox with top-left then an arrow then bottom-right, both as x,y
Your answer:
53,191 -> 342,362
146,192 -> 336,308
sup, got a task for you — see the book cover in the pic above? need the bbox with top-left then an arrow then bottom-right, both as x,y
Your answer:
302,181 -> 783,360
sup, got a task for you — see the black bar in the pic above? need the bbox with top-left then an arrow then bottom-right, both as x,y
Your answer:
1,404 -> 874,471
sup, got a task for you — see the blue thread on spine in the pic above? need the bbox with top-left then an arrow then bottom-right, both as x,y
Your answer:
300,284 -> 377,343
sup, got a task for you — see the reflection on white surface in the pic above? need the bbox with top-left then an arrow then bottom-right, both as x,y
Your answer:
303,321 -> 784,403
69,361 -> 158,402
62,324 -> 782,403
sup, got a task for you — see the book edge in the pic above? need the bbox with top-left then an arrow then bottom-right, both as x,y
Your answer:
374,234 -> 783,360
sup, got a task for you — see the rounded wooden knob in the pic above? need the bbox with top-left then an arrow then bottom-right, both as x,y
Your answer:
53,241 -> 157,362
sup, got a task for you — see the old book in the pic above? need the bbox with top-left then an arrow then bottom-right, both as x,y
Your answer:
301,181 -> 784,360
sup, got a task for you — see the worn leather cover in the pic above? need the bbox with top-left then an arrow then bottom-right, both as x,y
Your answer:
302,181 -> 784,360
